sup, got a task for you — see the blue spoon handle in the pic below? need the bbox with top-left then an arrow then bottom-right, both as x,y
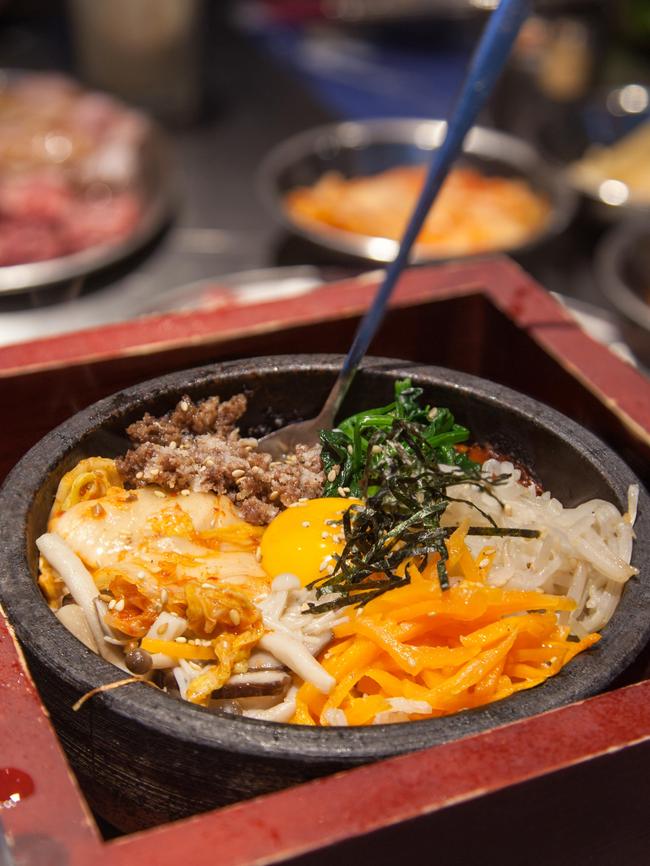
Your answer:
331,0 -> 531,409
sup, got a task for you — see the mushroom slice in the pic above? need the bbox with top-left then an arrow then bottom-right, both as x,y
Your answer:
212,670 -> 291,700
55,603 -> 99,653
246,650 -> 285,671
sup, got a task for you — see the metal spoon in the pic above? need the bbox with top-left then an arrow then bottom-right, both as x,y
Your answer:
258,0 -> 531,459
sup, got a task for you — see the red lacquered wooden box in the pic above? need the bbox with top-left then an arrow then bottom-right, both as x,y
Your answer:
1,259 -> 649,866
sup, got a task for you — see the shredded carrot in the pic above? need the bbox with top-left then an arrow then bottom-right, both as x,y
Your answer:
140,637 -> 217,660
298,530 -> 600,726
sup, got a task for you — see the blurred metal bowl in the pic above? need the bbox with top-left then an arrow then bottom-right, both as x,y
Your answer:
565,84 -> 650,224
0,83 -> 175,296
258,119 -> 577,263
596,220 -> 650,364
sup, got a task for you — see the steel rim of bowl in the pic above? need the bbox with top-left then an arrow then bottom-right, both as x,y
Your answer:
566,83 -> 650,222
258,118 -> 578,263
570,172 -> 650,222
596,219 -> 650,333
0,355 -> 648,763
0,73 -> 176,295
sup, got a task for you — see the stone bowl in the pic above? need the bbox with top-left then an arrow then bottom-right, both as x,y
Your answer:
0,356 -> 648,831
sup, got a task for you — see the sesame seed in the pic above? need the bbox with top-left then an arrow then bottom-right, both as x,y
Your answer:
301,520 -> 311,528
115,598 -> 125,612
108,599 -> 116,610
321,531 -> 330,540
150,468 -> 159,476
180,489 -> 190,496
154,490 -> 166,498
232,469 -> 245,479
479,558 -> 490,568
175,636 -> 187,644
319,555 -> 333,572
160,589 -> 169,605
269,491 -> 280,502
347,444 -> 353,454
255,547 -> 262,562
135,471 -> 143,480
371,445 -> 382,454
204,458 -> 214,467
157,624 -> 167,636
180,401 -> 189,411
337,487 -> 348,498
229,609 -> 241,626
169,441 -> 177,450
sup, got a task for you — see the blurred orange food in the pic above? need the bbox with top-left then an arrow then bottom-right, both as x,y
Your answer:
285,165 -> 551,257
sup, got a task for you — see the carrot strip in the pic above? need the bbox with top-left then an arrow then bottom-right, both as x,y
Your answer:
344,695 -> 390,726
304,532 -> 601,726
292,697 -> 316,726
140,637 -> 216,660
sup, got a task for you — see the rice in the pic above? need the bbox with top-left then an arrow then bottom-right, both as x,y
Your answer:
442,459 -> 638,634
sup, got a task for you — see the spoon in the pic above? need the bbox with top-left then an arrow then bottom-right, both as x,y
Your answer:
259,0 -> 531,459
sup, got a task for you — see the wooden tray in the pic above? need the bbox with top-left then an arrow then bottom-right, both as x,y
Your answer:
1,258 -> 649,865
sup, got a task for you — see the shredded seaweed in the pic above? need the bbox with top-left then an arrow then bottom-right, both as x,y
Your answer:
311,380 -> 540,613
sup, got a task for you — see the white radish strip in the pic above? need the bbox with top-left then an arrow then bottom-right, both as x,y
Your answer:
146,611 -> 187,641
271,573 -> 301,592
173,666 -> 189,700
150,653 -> 176,669
322,708 -> 348,726
37,533 -> 125,669
626,485 -> 639,525
260,591 -> 288,623
259,631 -> 334,695
243,687 -> 298,722
55,604 -> 98,653
388,697 -> 433,715
571,531 -> 637,583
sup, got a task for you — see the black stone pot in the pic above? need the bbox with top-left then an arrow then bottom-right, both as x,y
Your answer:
1,356 -> 648,832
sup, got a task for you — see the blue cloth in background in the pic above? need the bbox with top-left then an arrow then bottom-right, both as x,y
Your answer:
245,22 -> 472,121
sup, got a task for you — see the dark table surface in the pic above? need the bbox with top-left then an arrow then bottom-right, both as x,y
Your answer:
0,4 -> 645,371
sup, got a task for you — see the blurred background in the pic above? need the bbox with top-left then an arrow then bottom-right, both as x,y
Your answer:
0,0 -> 648,366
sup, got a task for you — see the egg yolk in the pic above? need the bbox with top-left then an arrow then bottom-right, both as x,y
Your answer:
260,497 -> 361,587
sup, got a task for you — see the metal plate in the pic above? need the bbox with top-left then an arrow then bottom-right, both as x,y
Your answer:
258,119 -> 577,263
0,74 -> 176,296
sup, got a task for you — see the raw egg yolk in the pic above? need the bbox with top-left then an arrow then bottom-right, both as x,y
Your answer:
260,497 -> 361,587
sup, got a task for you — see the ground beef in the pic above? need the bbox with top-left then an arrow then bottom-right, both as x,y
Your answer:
116,393 -> 325,524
